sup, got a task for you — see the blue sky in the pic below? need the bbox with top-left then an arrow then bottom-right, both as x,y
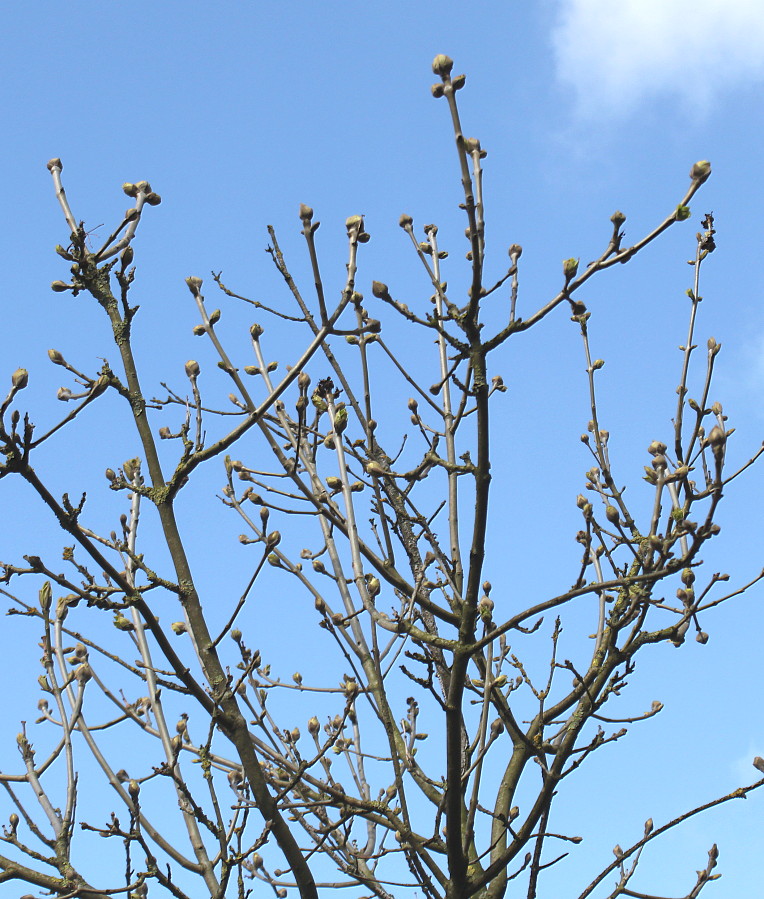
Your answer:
1,1 -> 763,896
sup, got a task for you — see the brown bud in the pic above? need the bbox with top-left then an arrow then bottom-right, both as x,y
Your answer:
610,210 -> 626,227
11,368 -> 28,390
47,158 -> 63,171
39,581 -> 52,614
432,54 -> 454,76
185,359 -> 200,378
122,182 -> 139,197
51,280 -> 71,292
299,203 -> 313,221
48,349 -> 65,365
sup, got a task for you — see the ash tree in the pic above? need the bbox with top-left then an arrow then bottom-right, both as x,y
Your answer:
1,54 -> 762,899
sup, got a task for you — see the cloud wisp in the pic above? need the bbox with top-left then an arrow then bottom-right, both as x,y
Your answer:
550,0 -> 764,120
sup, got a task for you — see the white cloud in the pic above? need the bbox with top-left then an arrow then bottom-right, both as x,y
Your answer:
550,0 -> 764,119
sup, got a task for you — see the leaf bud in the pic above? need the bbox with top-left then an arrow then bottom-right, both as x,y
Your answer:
113,613 -> 134,631
135,181 -> 151,194
675,205 -> 691,221
266,530 -> 281,549
431,83 -> 445,98
192,324 -> 206,336
124,207 -> 140,222
185,359 -> 200,378
308,715 -> 320,735
478,595 -> 494,621
39,581 -> 52,614
171,621 -> 187,635
185,276 -> 203,294
705,425 -> 725,448
144,192 -> 162,206
51,280 -> 72,295
451,73 -> 466,90
48,349 -> 65,365
122,182 -> 139,197
250,322 -> 264,339
647,441 -> 667,456
432,54 -> 454,76
563,257 -> 579,280
299,203 -> 314,222
689,160 -> 711,183
47,158 -> 63,172
11,368 -> 28,390
610,210 -> 626,227
605,505 -> 620,525
90,375 -> 109,397
508,244 -> 522,262
208,308 -> 221,326
399,213 -> 413,229
128,779 -> 140,801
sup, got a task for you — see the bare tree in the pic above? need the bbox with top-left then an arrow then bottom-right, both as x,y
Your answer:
1,54 -> 762,899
